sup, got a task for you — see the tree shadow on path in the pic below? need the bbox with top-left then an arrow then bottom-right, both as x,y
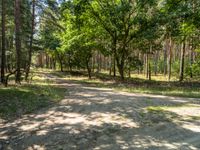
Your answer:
1,78 -> 200,150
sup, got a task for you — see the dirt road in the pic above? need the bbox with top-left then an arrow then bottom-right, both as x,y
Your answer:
1,76 -> 200,150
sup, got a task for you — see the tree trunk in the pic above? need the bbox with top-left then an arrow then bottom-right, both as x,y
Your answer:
97,51 -> 101,73
56,51 -> 63,72
46,54 -> 49,68
1,0 -> 6,84
14,0 -> 21,84
148,61 -> 151,81
92,56 -> 95,72
25,0 -> 35,80
112,37 -> 117,77
154,51 -> 159,76
148,44 -> 152,81
168,36 -> 172,81
163,42 -> 167,76
48,56 -> 51,69
146,53 -> 149,79
118,64 -> 124,80
53,59 -> 56,70
109,56 -> 112,76
116,55 -> 124,80
190,37 -> 194,78
86,59 -> 91,79
179,40 -> 186,82
128,67 -> 131,78
59,58 -> 63,72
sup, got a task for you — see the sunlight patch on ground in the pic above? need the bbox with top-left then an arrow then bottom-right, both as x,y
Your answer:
181,122 -> 200,133
27,144 -> 46,150
166,107 -> 200,117
88,112 -> 139,128
20,122 -> 41,131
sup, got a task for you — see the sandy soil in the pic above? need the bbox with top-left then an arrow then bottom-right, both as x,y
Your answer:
0,75 -> 200,150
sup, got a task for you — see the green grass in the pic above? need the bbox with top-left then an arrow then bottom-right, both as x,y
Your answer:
117,86 -> 200,98
0,73 -> 66,120
72,75 -> 200,98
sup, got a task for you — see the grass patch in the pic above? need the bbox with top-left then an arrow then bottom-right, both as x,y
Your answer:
71,74 -> 200,98
0,72 -> 66,120
117,86 -> 200,98
139,106 -> 180,125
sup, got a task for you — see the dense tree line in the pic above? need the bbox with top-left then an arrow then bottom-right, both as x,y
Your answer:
0,0 -> 54,86
1,0 -> 200,85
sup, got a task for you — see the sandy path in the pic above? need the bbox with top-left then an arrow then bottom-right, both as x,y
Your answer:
0,76 -> 200,150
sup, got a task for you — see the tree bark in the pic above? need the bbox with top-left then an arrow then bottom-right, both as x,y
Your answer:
190,37 -> 194,78
86,58 -> 91,79
148,61 -> 151,81
146,53 -> 149,79
112,36 -> 117,77
179,40 -> 186,82
154,51 -> 159,76
56,51 -> 63,72
168,36 -> 172,81
1,0 -> 6,84
116,55 -> 125,80
46,54 -> 49,68
14,0 -> 22,84
148,44 -> 152,81
163,42 -> 167,76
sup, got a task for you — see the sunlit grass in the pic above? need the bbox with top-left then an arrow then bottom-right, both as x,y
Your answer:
116,86 -> 200,98
0,71 -> 66,120
72,76 -> 200,98
131,73 -> 178,81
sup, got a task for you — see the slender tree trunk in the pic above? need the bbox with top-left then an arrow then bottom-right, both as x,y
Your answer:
112,37 -> 117,77
179,40 -> 186,82
168,36 -> 172,81
109,56 -> 112,76
143,54 -> 146,76
163,42 -> 167,76
92,55 -> 95,72
68,55 -> 72,72
97,51 -> 100,73
46,54 -> 49,68
190,37 -> 194,78
149,61 -> 151,81
146,53 -> 149,79
1,0 -> 6,84
113,52 -> 116,77
148,44 -> 152,81
48,56 -> 51,69
0,38 -> 1,65
53,59 -> 56,70
25,0 -> 35,80
60,59 -> 63,72
86,58 -> 91,79
128,67 -> 131,78
15,0 -> 21,84
138,52 -> 140,74
154,51 -> 159,76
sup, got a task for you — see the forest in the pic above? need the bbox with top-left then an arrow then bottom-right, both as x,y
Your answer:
0,0 -> 200,149
0,0 -> 200,83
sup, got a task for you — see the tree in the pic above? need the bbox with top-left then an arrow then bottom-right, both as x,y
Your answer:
25,0 -> 36,80
14,0 -> 22,84
1,0 -> 6,84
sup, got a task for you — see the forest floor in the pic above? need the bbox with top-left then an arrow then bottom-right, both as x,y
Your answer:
0,71 -> 200,150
